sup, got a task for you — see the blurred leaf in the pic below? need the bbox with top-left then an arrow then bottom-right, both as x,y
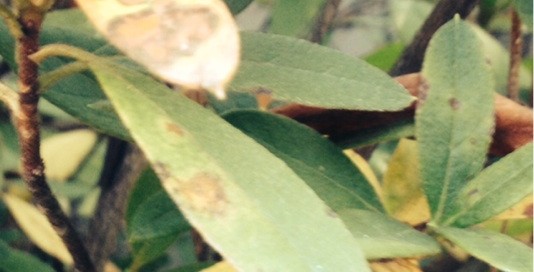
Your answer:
202,262 -> 236,272
126,169 -> 164,223
269,0 -> 325,37
1,193 -> 73,265
338,209 -> 440,259
417,17 -> 495,223
364,43 -> 405,72
162,262 -> 215,272
447,143 -> 533,227
0,122 -> 21,172
128,189 -> 189,266
233,32 -> 414,110
72,138 -> 107,187
128,191 -> 190,271
223,110 -> 384,212
41,129 -> 98,182
470,23 -> 531,96
383,139 -> 430,226
224,0 -> 254,14
513,0 -> 533,30
343,150 -> 383,202
390,0 -> 432,43
0,10 -> 130,140
369,258 -> 422,272
433,225 -> 533,272
90,61 -> 370,271
0,239 -> 55,272
368,141 -> 398,183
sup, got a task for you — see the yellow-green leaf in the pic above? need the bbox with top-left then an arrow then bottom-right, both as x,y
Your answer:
1,193 -> 73,265
41,129 -> 98,182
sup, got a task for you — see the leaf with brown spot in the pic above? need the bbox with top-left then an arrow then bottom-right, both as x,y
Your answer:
89,60 -> 370,271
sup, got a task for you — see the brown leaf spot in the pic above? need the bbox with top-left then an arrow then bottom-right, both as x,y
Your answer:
166,122 -> 184,136
523,204 -> 533,218
467,189 -> 479,197
179,173 -> 228,216
449,98 -> 461,110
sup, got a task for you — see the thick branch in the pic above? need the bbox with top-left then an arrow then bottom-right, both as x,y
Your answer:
87,143 -> 147,272
390,0 -> 479,76
14,9 -> 94,272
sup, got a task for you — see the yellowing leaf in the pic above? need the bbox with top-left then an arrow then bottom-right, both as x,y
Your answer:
76,0 -> 240,99
383,139 -> 430,225
344,150 -> 383,201
370,258 -> 422,272
41,129 -> 97,182
202,261 -> 237,272
1,193 -> 73,265
493,195 -> 533,221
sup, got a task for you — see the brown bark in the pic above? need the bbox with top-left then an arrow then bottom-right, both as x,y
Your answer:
14,9 -> 95,272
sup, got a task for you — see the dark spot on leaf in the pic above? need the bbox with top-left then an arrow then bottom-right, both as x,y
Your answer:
449,98 -> 460,110
485,58 -> 492,65
166,122 -> 184,136
467,189 -> 479,197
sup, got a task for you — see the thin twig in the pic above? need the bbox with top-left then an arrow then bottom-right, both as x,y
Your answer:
310,0 -> 341,44
507,9 -> 522,102
87,143 -> 147,272
390,0 -> 480,76
13,8 -> 95,272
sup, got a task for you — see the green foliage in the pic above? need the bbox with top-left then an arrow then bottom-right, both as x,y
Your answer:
433,225 -> 533,272
269,0 -> 325,37
89,60 -> 370,271
417,16 -> 495,223
0,239 -> 55,272
223,110 -> 383,212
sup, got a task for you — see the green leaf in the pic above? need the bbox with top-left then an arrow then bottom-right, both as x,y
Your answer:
390,0 -> 433,43
126,169 -> 164,223
338,209 -> 440,259
223,110 -> 383,212
224,0 -> 254,15
417,17 -> 495,223
433,225 -> 533,272
269,0 -> 325,37
90,61 -> 370,271
364,43 -> 405,72
233,32 -> 414,110
0,239 -> 55,272
470,23 -> 532,96
1,193 -> 73,265
127,169 -> 187,270
128,191 -> 190,270
513,0 -> 533,30
446,143 -> 533,227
